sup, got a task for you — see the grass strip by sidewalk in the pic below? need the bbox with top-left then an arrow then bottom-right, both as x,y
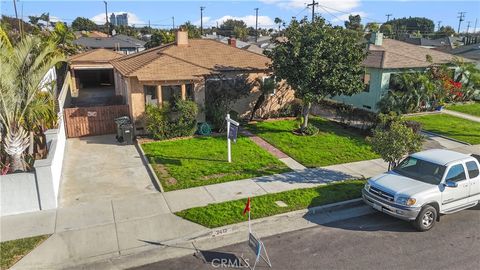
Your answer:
0,235 -> 50,269
447,102 -> 480,117
176,180 -> 365,228
408,114 -> 480,145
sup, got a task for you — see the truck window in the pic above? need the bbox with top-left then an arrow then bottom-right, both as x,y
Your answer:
466,161 -> 479,178
393,157 -> 445,184
445,164 -> 467,182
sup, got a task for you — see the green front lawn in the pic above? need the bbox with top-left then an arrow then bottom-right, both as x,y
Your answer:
142,136 -> 290,191
176,180 -> 365,228
408,114 -> 480,145
447,102 -> 480,117
247,117 -> 379,167
1,235 -> 49,269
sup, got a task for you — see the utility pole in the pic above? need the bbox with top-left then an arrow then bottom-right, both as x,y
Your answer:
104,1 -> 109,36
172,16 -> 175,30
457,12 -> 466,33
474,18 -> 478,34
307,0 -> 318,23
200,6 -> 205,36
12,0 -> 21,33
466,21 -> 471,34
437,21 -> 442,31
386,14 -> 392,22
254,8 -> 259,43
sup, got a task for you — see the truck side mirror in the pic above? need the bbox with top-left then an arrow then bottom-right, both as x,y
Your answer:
444,181 -> 458,188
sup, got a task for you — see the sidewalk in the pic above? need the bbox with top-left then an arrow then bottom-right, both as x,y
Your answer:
443,109 -> 480,123
3,143 -> 479,269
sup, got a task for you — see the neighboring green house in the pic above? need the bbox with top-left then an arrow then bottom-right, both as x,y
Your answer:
331,33 -> 457,112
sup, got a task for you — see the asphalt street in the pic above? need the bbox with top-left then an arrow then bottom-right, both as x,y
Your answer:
131,204 -> 480,270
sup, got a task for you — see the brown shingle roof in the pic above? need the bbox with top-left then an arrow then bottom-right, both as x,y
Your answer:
111,39 -> 271,81
69,48 -> 124,65
364,39 -> 457,69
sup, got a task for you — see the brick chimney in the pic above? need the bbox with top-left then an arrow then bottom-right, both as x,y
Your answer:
176,29 -> 188,46
228,37 -> 237,48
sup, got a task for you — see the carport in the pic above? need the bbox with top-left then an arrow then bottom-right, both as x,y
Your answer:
68,48 -> 125,107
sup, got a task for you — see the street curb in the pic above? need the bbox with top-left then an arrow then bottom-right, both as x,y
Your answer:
65,198 -> 369,270
421,130 -> 471,146
135,141 -> 165,192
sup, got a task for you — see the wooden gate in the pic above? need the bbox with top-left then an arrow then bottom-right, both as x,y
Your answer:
64,105 -> 130,138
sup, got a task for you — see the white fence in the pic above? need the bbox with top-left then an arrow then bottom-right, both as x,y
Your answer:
0,71 -> 70,216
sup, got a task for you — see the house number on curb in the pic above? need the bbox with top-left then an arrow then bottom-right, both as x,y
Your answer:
211,228 -> 233,237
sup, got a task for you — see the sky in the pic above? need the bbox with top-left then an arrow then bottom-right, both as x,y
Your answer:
1,0 -> 479,33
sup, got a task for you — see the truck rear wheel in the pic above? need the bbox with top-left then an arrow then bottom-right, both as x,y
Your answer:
413,205 -> 437,231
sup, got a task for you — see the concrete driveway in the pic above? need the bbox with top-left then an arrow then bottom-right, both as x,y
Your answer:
58,135 -> 157,207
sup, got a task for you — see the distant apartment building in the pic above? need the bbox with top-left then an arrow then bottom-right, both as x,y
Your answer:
110,13 -> 128,26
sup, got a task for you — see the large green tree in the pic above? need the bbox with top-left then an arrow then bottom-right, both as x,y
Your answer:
344,14 -> 363,32
383,17 -> 435,38
71,17 -> 98,31
218,19 -> 248,40
145,29 -> 175,48
266,16 -> 366,131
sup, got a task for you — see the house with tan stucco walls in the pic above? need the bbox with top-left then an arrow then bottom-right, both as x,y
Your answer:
108,30 -> 294,133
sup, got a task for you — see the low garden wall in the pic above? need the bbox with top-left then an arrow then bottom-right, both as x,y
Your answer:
0,123 -> 66,216
0,126 -> 66,216
1,71 -> 70,217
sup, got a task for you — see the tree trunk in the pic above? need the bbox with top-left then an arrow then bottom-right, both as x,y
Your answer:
301,102 -> 311,131
10,153 -> 25,172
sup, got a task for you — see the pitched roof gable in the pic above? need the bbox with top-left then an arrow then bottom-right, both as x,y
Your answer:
111,39 -> 271,81
68,48 -> 125,64
364,39 -> 457,69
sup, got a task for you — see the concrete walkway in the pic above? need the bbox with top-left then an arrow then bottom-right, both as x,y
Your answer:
242,130 -> 306,171
59,135 -> 157,207
443,109 -> 480,123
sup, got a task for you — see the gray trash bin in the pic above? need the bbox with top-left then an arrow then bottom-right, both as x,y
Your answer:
115,116 -> 130,142
120,124 -> 134,144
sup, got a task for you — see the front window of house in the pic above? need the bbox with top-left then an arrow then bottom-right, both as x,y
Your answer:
363,72 -> 371,92
162,85 -> 182,105
263,76 -> 276,95
144,85 -> 157,105
186,84 -> 195,101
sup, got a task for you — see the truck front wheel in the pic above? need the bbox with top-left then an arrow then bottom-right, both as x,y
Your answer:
413,205 -> 437,231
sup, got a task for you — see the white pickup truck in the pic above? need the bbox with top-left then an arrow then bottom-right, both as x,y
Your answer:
362,149 -> 480,231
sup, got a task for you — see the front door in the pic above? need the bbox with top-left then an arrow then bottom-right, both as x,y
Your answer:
442,163 -> 470,210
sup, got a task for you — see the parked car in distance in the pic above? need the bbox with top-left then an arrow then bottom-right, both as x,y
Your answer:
363,149 -> 480,231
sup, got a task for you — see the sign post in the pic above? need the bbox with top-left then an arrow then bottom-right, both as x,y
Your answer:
225,114 -> 239,163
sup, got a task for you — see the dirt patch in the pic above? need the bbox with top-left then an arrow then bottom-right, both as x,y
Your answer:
201,172 -> 238,180
153,164 -> 178,186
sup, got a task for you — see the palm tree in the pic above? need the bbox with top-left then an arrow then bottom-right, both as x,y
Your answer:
274,17 -> 283,32
50,22 -> 78,56
0,36 -> 64,171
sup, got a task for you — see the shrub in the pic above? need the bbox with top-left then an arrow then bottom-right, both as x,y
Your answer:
404,120 -> 423,134
302,124 -> 319,136
277,99 -> 303,117
145,98 -> 198,140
